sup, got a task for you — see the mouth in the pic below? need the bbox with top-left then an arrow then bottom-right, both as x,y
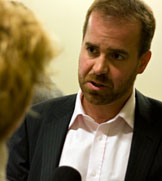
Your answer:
86,80 -> 110,92
90,81 -> 106,87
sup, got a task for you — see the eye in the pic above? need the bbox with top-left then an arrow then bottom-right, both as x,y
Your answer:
108,52 -> 125,61
86,45 -> 99,57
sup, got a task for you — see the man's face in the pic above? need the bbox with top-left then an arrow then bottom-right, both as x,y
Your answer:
78,11 -> 150,105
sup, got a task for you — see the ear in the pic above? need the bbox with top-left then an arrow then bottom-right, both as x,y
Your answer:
138,51 -> 151,74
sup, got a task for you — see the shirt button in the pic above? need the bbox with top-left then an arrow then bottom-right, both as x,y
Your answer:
91,171 -> 96,177
98,135 -> 102,141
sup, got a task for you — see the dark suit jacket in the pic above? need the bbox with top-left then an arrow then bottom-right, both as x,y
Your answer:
7,90 -> 162,181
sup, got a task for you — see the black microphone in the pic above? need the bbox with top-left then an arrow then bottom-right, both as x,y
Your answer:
53,166 -> 82,181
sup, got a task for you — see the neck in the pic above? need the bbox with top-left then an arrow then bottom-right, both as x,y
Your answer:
82,92 -> 132,124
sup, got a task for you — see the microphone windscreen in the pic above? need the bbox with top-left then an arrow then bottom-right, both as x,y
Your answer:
53,166 -> 81,181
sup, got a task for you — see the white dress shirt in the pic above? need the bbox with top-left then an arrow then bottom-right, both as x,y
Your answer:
59,89 -> 135,181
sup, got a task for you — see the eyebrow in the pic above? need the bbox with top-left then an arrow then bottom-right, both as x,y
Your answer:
85,42 -> 98,49
108,48 -> 129,56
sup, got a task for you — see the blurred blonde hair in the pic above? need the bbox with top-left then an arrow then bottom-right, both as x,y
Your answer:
0,0 -> 54,140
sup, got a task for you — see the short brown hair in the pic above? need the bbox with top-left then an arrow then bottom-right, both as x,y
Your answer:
0,0 -> 55,140
83,0 -> 156,56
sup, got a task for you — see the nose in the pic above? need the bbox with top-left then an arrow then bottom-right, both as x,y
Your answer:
92,55 -> 108,75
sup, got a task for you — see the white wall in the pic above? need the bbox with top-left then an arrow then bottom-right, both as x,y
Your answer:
21,0 -> 162,100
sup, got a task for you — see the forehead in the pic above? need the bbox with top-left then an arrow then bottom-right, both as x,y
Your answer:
85,11 -> 141,48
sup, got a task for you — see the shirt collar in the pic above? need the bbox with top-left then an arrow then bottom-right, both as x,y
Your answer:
113,89 -> 135,129
69,89 -> 135,129
69,89 -> 85,128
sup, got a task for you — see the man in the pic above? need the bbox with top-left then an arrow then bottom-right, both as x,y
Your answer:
0,0 -> 54,180
7,0 -> 162,181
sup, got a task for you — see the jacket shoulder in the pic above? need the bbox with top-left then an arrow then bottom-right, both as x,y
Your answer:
136,90 -> 162,110
29,94 -> 77,118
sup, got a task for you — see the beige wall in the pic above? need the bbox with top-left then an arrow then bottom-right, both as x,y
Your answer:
22,0 -> 162,100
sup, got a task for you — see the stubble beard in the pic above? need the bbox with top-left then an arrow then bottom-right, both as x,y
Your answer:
79,72 -> 138,105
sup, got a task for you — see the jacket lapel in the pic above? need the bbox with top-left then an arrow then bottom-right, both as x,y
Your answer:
40,95 -> 76,181
125,90 -> 162,181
